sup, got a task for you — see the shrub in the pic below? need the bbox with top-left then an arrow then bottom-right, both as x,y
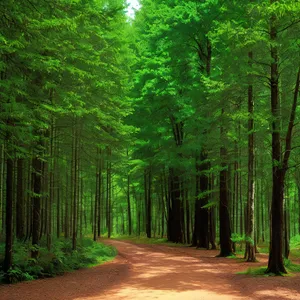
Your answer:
0,238 -> 117,284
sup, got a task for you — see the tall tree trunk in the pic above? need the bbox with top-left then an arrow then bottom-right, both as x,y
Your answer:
298,186 -> 300,235
209,175 -> 216,249
192,171 -> 200,246
4,154 -> 13,272
192,37 -> 212,249
127,174 -> 132,235
65,171 -> 69,238
245,51 -> 256,262
72,121 -> 78,250
97,151 -> 101,238
185,188 -> 190,244
94,170 -> 99,242
31,156 -> 42,259
16,158 -> 25,240
198,151 -> 209,248
57,181 -> 60,239
107,147 -> 112,238
267,0 -> 285,274
24,161 -> 31,242
169,168 -> 183,243
168,119 -> 184,244
283,198 -> 290,259
138,193 -> 141,236
267,17 -> 300,272
146,169 -> 152,238
80,177 -> 83,239
47,125 -> 54,250
0,144 -> 4,234
218,109 -> 233,257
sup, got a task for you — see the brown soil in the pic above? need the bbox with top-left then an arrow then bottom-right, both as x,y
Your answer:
1,240 -> 300,300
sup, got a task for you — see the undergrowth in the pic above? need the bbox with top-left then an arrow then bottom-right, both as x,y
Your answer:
237,258 -> 300,277
111,234 -> 186,247
0,238 -> 116,284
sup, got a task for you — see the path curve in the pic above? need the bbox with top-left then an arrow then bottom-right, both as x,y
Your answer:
1,240 -> 300,300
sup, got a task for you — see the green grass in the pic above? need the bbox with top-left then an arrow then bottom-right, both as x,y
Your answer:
237,266 -> 268,276
237,258 -> 300,277
233,237 -> 300,277
111,234 -> 187,247
284,258 -> 300,273
0,238 -> 117,284
257,246 -> 269,254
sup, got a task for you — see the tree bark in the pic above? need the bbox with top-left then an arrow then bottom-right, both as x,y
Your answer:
97,151 -> 101,238
218,109 -> 233,257
72,121 -> 78,250
267,5 -> 288,274
146,169 -> 152,238
4,154 -> 13,272
16,158 -> 25,240
31,156 -> 42,259
0,144 -> 4,234
127,174 -> 132,235
245,51 -> 256,262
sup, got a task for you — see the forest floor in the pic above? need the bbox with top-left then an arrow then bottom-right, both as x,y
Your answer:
1,239 -> 300,300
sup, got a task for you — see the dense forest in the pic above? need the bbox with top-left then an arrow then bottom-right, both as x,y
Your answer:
0,0 -> 300,283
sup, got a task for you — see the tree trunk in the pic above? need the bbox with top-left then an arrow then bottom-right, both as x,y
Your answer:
97,152 -> 101,238
127,174 -> 132,235
283,199 -> 290,259
298,186 -> 300,235
65,171 -> 69,239
199,151 -> 209,248
107,147 -> 112,238
4,155 -> 13,272
0,144 -> 4,234
245,51 -> 256,262
31,156 -> 42,259
266,2 -> 289,273
185,188 -> 190,244
218,109 -> 233,257
169,168 -> 183,243
16,158 -> 25,240
72,122 -> 78,250
146,169 -> 152,238
57,181 -> 60,239
94,170 -> 98,242
192,171 -> 200,246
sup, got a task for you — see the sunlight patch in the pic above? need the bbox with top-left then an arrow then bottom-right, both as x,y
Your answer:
254,289 -> 300,300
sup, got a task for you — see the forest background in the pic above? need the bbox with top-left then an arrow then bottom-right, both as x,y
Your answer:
0,0 -> 300,282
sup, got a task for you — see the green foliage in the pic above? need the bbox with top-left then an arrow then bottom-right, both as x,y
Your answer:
256,246 -> 269,254
201,200 -> 218,209
1,267 -> 34,284
231,233 -> 254,246
284,259 -> 300,273
0,239 -> 116,284
290,235 -> 300,249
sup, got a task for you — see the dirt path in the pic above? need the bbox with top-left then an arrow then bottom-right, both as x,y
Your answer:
1,240 -> 300,300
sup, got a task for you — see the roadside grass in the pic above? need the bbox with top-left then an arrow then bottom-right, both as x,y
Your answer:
0,237 -> 117,284
237,235 -> 300,277
237,259 -> 300,277
110,234 -> 188,247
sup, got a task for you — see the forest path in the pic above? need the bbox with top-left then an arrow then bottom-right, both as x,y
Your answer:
1,240 -> 300,300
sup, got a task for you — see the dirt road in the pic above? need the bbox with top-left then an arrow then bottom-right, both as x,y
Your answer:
0,240 -> 299,300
